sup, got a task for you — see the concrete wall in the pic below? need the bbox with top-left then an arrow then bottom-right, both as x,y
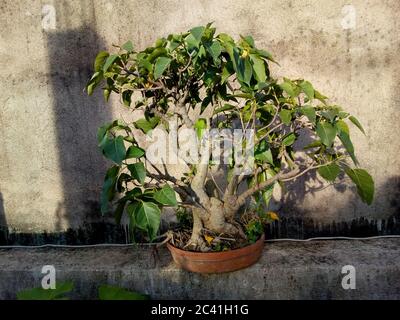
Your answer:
0,0 -> 399,235
1,239 -> 399,299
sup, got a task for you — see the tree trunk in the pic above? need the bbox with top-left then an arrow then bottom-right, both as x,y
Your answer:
186,197 -> 245,251
185,208 -> 209,251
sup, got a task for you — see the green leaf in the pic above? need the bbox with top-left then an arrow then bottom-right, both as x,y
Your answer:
184,34 -> 199,50
103,88 -> 111,102
166,40 -> 180,52
229,93 -> 253,99
260,169 -> 276,207
318,163 -> 340,181
125,187 -> 142,199
154,57 -> 172,80
279,81 -> 296,98
349,116 -> 366,135
126,146 -> 145,159
128,162 -> 146,184
135,201 -> 161,240
98,285 -> 149,300
147,48 -> 167,63
201,95 -> 212,113
214,103 -> 235,114
279,109 -> 292,125
17,282 -> 74,300
256,49 -> 277,63
134,117 -> 159,134
102,136 -> 126,164
282,133 -> 296,146
194,118 -> 207,139
103,54 -> 119,73
299,106 -> 316,124
185,26 -> 205,51
114,200 -> 126,225
336,119 -> 350,135
154,184 -> 177,206
249,54 -> 266,82
235,50 -> 252,85
100,166 -> 119,214
138,58 -> 153,73
255,82 -> 269,90
320,109 -> 338,122
126,201 -> 140,230
254,140 -> 274,164
242,35 -> 255,47
221,61 -> 234,83
121,40 -> 134,52
203,69 -> 217,87
206,41 -> 222,63
87,82 -> 95,96
97,123 -> 111,145
316,122 -> 337,147
314,90 -> 328,104
338,111 -> 350,119
345,168 -> 374,205
338,131 -> 358,165
190,26 -> 205,42
304,140 -> 322,149
86,71 -> 103,95
94,51 -> 109,72
299,81 -> 314,100
122,90 -> 132,107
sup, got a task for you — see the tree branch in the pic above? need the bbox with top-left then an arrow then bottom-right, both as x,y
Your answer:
191,137 -> 211,208
233,168 -> 300,211
175,89 -> 193,127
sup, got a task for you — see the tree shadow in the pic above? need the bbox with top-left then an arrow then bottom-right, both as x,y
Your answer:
265,175 -> 400,239
0,3 -> 130,245
46,24 -> 111,230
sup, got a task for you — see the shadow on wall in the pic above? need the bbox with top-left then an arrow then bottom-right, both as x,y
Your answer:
1,176 -> 399,245
266,175 -> 400,239
45,2 -> 117,233
0,3 -> 130,245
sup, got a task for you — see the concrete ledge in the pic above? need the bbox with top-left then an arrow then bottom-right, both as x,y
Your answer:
0,239 -> 399,299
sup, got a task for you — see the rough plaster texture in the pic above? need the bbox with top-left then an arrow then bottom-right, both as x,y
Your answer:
0,239 -> 399,299
0,0 -> 399,233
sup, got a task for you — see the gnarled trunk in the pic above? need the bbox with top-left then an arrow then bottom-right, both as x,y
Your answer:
186,197 -> 245,252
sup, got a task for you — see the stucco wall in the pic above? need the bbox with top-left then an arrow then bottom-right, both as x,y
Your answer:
0,0 -> 399,235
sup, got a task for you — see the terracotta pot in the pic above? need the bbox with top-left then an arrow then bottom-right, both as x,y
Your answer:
167,234 -> 265,273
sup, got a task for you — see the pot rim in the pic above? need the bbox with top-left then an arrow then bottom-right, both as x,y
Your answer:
166,233 -> 265,257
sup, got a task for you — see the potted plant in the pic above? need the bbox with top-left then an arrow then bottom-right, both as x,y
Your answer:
86,24 -> 374,273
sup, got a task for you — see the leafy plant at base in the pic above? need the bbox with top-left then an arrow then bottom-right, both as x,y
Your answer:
17,282 -> 74,300
98,285 -> 149,300
17,282 -> 148,300
86,24 -> 374,251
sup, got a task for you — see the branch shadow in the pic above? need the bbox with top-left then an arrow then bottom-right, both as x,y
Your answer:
266,175 -> 400,239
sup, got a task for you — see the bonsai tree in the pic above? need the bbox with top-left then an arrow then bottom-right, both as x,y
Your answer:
86,24 -> 374,251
